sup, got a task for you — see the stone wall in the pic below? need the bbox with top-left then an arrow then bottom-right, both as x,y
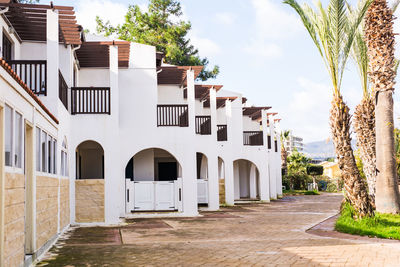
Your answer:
59,178 -> 70,230
219,179 -> 226,205
4,172 -> 25,267
36,175 -> 59,249
75,179 -> 105,223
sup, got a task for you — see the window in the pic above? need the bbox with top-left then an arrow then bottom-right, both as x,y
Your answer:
61,138 -> 68,176
36,127 -> 57,174
4,105 -> 12,166
14,112 -> 23,168
2,32 -> 13,61
4,105 -> 24,169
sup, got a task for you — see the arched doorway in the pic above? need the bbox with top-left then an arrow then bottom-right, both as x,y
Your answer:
233,159 -> 260,201
196,152 -> 208,205
125,148 -> 182,212
76,140 -> 104,179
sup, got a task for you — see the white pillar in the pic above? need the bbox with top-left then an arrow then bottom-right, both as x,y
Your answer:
182,70 -> 198,216
233,161 -> 240,200
275,120 -> 283,197
224,160 -> 235,205
105,45 -> 122,223
45,9 -> 59,116
259,110 -> 270,201
207,87 -> 219,210
269,116 -> 277,200
249,164 -> 257,199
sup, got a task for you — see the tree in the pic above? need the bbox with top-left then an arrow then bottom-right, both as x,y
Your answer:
285,150 -> 311,190
307,165 -> 324,190
348,1 -> 376,205
96,0 -> 219,81
365,0 -> 400,214
284,0 -> 374,217
281,130 -> 290,173
18,0 -> 39,3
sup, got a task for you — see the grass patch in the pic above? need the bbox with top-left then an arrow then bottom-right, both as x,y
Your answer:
335,203 -> 400,240
283,190 -> 320,196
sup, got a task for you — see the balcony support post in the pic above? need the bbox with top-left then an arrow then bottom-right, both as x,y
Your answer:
46,9 -> 59,116
259,109 -> 270,201
269,114 -> 277,200
275,120 -> 283,198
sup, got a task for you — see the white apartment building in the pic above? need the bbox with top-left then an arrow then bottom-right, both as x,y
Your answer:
0,2 -> 282,266
284,132 -> 304,153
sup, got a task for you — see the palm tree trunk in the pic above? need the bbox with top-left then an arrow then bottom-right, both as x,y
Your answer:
375,90 -> 400,213
365,0 -> 400,213
330,94 -> 374,217
353,97 -> 376,206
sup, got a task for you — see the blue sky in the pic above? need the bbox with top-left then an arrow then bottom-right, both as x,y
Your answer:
42,0 -> 400,143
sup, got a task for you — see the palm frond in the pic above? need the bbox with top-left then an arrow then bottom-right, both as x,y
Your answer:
391,0 -> 400,12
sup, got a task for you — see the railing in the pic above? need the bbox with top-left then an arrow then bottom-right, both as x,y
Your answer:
217,125 -> 227,141
243,131 -> 264,146
59,70 -> 68,109
71,87 -> 111,115
7,60 -> 47,95
157,104 -> 189,127
195,116 -> 211,135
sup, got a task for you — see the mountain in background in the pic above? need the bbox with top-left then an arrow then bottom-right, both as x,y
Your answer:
304,138 -> 356,159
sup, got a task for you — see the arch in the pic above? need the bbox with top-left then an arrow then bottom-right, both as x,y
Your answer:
233,159 -> 260,200
76,140 -> 104,179
125,148 -> 182,181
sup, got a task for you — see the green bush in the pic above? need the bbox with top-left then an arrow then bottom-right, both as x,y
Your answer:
307,165 -> 324,176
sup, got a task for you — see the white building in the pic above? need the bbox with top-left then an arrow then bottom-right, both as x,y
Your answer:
284,132 -> 304,153
0,2 -> 282,266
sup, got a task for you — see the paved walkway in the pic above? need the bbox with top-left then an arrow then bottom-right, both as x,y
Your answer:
37,193 -> 400,266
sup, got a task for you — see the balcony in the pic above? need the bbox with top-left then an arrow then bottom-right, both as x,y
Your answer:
157,104 -> 188,127
217,125 -> 227,141
243,131 -> 263,146
195,116 -> 211,135
71,87 -> 111,115
8,60 -> 47,95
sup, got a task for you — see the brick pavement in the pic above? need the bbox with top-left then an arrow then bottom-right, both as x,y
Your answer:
36,193 -> 400,266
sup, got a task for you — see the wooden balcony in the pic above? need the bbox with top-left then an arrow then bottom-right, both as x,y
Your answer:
195,116 -> 211,135
157,104 -> 189,127
8,60 -> 47,95
243,131 -> 264,146
59,71 -> 68,109
217,125 -> 227,141
71,87 -> 111,115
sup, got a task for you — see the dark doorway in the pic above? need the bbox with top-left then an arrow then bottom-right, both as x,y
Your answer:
158,162 -> 177,181
125,157 -> 133,180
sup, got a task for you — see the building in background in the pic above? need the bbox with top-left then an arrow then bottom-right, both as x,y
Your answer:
284,132 -> 304,153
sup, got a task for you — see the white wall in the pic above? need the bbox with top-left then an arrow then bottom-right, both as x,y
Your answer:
133,149 -> 154,181
158,85 -> 187,104
243,116 -> 261,131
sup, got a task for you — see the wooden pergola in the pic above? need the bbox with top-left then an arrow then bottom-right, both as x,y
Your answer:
0,2 -> 82,45
243,106 -> 272,121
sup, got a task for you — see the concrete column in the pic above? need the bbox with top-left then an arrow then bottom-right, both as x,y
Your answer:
105,45 -> 123,223
275,121 -> 283,197
249,164 -> 257,199
224,159 -> 235,205
0,104 -> 4,267
233,161 -> 240,200
258,162 -> 270,202
182,70 -> 198,216
269,116 -> 277,200
45,9 -> 59,116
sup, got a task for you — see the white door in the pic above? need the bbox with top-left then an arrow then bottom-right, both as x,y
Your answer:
155,182 -> 175,210
133,182 -> 155,211
125,179 -> 135,213
197,179 -> 209,204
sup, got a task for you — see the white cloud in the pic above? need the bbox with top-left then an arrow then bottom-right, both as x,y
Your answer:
215,12 -> 236,26
251,0 -> 302,40
190,32 -> 221,57
281,77 -> 331,142
75,0 -> 127,33
243,40 -> 283,59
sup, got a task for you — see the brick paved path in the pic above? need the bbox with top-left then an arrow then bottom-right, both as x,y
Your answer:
37,193 -> 400,266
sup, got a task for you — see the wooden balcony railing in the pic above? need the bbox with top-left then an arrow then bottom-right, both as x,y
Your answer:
59,70 -> 68,109
195,116 -> 211,135
71,87 -> 110,115
243,131 -> 264,146
8,60 -> 47,95
217,124 -> 227,141
157,104 -> 189,127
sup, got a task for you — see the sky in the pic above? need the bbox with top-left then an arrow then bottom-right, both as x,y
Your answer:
41,0 -> 400,143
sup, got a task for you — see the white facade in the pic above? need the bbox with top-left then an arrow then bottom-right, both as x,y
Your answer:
284,132 -> 304,153
0,4 -> 282,265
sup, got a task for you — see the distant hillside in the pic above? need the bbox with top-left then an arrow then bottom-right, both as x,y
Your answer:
304,138 -> 356,159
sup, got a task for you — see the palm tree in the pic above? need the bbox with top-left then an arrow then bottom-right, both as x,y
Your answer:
365,0 -> 400,213
284,0 -> 374,217
348,2 -> 376,206
281,130 -> 290,172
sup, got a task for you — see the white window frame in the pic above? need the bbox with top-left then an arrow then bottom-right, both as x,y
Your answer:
4,103 -> 24,172
61,138 -> 68,177
36,126 -> 58,175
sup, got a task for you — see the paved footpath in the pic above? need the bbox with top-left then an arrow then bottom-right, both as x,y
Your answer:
37,193 -> 400,267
